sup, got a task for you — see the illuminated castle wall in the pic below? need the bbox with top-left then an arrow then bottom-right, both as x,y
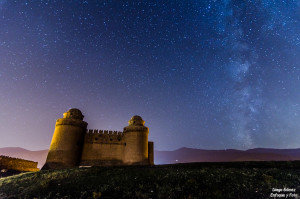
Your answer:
42,108 -> 154,169
0,156 -> 39,172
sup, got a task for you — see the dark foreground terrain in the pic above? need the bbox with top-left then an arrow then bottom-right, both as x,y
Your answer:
1,161 -> 300,199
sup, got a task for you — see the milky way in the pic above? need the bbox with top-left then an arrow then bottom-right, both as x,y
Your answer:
0,1 -> 299,150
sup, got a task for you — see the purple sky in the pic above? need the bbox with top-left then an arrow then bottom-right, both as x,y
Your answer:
0,0 -> 300,151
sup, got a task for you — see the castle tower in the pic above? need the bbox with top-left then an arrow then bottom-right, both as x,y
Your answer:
123,115 -> 149,165
42,108 -> 88,169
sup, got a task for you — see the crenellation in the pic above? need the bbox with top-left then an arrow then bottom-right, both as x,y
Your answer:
84,129 -> 124,144
0,155 -> 33,162
86,129 -> 123,136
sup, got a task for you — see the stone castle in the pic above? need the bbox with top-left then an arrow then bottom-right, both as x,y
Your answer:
42,108 -> 154,169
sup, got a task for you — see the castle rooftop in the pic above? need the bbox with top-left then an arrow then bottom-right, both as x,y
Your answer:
128,115 -> 145,126
63,108 -> 84,120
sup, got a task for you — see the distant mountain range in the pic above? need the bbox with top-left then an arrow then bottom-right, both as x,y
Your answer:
155,147 -> 300,164
1,147 -> 300,168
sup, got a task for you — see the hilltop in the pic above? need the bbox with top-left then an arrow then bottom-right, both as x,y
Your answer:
1,162 -> 300,199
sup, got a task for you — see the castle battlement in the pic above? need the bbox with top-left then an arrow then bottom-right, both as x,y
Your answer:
85,129 -> 124,144
0,155 -> 31,161
86,129 -> 123,135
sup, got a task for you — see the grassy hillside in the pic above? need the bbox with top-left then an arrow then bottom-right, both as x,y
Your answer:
1,162 -> 300,199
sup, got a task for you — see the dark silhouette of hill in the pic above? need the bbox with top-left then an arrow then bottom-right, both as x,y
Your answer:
0,147 -> 30,154
1,147 -> 300,167
154,147 -> 300,164
246,148 -> 300,157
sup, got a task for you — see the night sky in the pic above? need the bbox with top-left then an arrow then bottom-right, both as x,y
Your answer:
0,0 -> 300,151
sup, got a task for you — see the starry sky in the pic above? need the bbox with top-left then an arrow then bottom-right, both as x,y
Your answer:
0,0 -> 300,151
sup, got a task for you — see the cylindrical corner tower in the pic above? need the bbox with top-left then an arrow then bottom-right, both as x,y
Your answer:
42,108 -> 88,169
123,115 -> 149,165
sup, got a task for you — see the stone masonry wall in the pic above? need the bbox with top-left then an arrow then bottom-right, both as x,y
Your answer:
0,156 -> 39,172
80,130 -> 125,166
